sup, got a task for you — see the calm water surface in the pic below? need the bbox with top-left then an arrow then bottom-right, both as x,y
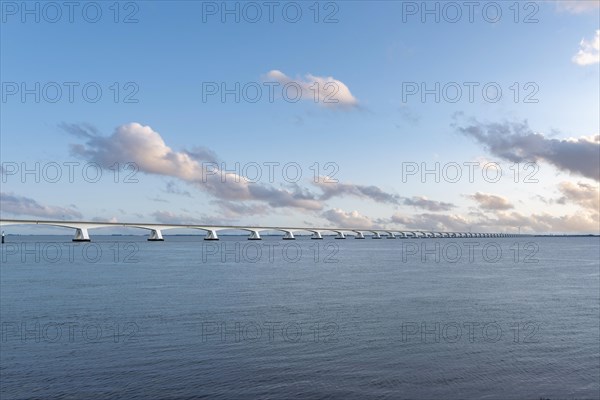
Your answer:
1,236 -> 599,399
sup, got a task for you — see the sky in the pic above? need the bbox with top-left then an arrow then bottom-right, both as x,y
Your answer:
1,0 -> 599,234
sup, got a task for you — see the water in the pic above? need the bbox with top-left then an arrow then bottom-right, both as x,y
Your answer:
1,236 -> 599,399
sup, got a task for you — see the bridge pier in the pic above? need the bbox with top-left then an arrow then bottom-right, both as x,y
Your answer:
372,232 -> 382,239
283,231 -> 295,240
387,232 -> 396,239
148,229 -> 164,241
248,230 -> 262,240
335,231 -> 346,239
204,230 -> 219,241
354,231 -> 365,239
311,231 -> 323,240
72,228 -> 91,242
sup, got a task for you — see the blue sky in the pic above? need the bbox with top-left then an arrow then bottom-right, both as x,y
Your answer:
1,0 -> 599,234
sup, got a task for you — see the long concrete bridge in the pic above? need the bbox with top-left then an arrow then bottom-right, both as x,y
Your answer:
0,219 -> 522,242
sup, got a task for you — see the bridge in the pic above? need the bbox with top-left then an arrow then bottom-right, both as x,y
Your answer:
0,219 -> 522,242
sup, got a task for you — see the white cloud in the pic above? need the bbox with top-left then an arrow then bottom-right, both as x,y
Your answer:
264,70 -> 359,109
152,211 -> 215,225
390,213 -> 471,232
92,216 -> 118,223
67,122 -> 323,211
322,208 -> 375,229
573,30 -> 600,66
556,0 -> 600,14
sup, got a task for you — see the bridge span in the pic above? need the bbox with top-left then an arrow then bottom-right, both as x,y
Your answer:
0,219 -> 522,242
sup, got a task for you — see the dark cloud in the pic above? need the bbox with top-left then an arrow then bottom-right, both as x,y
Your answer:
402,196 -> 455,211
185,146 -> 220,165
0,192 -> 82,219
456,119 -> 600,181
398,105 -> 420,124
213,201 -> 269,219
316,181 -> 401,204
164,181 -> 192,197
556,181 -> 599,211
148,196 -> 169,203
59,122 -> 100,139
468,192 -> 514,211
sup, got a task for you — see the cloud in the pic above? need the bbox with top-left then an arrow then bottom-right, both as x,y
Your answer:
555,0 -> 600,14
398,105 -> 420,124
556,181 -> 600,211
479,210 -> 599,233
315,180 -> 400,204
184,146 -> 220,164
152,211 -> 221,225
0,192 -> 83,219
213,201 -> 269,219
92,216 -> 118,223
149,196 -> 169,203
390,213 -> 471,232
456,119 -> 600,181
164,181 -> 191,197
390,209 -> 598,234
59,122 -> 100,138
573,30 -> 600,66
468,192 -> 514,211
247,183 -> 322,210
264,70 -> 359,109
403,196 -> 455,211
321,208 -> 375,229
66,122 -> 323,211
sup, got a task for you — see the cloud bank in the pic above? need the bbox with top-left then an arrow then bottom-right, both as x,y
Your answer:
66,122 -> 323,212
0,192 -> 82,219
456,119 -> 600,181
